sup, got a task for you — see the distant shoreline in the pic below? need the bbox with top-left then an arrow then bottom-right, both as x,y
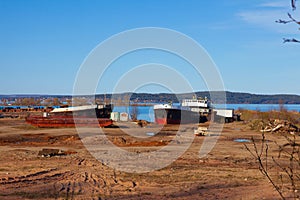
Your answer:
1,91 -> 300,104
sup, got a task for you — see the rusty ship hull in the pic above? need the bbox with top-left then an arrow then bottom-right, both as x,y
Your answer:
26,104 -> 113,128
26,116 -> 112,128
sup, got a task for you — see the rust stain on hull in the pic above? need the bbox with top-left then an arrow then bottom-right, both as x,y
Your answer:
25,116 -> 113,128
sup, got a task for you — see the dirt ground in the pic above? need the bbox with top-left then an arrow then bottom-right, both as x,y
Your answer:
0,118 -> 290,199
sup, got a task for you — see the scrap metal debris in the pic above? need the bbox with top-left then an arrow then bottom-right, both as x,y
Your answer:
38,148 -> 76,157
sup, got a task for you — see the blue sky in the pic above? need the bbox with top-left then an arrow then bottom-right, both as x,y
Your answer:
0,0 -> 300,95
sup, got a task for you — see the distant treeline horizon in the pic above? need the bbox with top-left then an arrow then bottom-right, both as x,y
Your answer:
1,91 -> 300,104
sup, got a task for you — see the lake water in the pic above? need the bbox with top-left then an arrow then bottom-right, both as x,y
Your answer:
222,104 -> 300,112
113,106 -> 155,122
113,104 -> 300,122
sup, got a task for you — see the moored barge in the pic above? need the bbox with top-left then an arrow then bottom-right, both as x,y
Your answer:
154,97 -> 211,125
26,104 -> 113,128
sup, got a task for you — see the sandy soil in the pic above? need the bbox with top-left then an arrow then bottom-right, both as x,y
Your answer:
0,118 -> 287,199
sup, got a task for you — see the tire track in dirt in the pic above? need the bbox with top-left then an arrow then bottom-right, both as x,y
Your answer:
0,168 -> 68,185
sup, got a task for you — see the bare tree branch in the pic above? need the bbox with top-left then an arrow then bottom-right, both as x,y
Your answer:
275,13 -> 300,25
277,1 -> 299,43
291,0 -> 297,10
287,13 -> 300,25
283,38 -> 300,43
244,135 -> 286,199
276,19 -> 293,24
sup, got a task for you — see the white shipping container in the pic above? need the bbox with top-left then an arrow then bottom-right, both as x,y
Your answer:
110,112 -> 120,121
120,112 -> 129,122
214,109 -> 234,118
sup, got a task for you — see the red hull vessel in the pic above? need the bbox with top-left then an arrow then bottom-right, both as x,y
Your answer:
154,98 -> 211,125
154,107 -> 206,125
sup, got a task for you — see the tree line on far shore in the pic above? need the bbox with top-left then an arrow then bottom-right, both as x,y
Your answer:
1,91 -> 300,106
